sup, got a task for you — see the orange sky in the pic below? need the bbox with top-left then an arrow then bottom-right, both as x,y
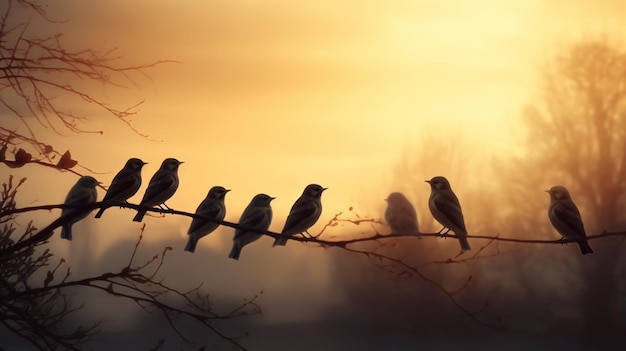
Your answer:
7,0 -> 626,324
21,0 -> 620,215
12,0 -> 626,241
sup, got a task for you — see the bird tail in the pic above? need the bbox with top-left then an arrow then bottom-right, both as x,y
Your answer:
94,207 -> 106,219
273,236 -> 288,247
458,236 -> 471,251
133,210 -> 146,222
228,244 -> 241,260
578,241 -> 593,255
184,237 -> 197,253
60,224 -> 72,240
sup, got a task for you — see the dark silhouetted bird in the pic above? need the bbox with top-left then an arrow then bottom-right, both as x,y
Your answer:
184,186 -> 229,253
273,184 -> 326,246
546,185 -> 593,255
61,176 -> 100,240
426,176 -> 471,251
95,158 -> 147,218
133,158 -> 183,222
229,194 -> 274,260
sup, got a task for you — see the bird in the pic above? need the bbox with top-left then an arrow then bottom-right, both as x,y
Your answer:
385,192 -> 420,237
229,194 -> 274,260
60,176 -> 100,240
132,158 -> 183,222
273,184 -> 326,247
95,158 -> 147,218
426,176 -> 471,251
545,185 -> 593,255
184,186 -> 230,253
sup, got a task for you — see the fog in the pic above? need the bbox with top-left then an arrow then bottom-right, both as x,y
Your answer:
4,0 -> 626,349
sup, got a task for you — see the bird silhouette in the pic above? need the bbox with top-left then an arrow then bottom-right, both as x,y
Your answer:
426,176 -> 471,251
273,184 -> 326,247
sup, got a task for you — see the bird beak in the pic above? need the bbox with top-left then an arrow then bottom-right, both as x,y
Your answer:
544,189 -> 550,193
424,180 -> 431,184
225,189 -> 231,192
143,162 -> 148,165
322,187 -> 328,191
178,161 -> 185,165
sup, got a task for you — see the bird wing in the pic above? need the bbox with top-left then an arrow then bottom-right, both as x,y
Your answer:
196,201 -> 223,218
141,171 -> 176,206
389,205 -> 418,227
282,199 -> 319,235
103,170 -> 138,201
62,188 -> 96,216
552,202 -> 586,238
433,192 -> 466,233
398,204 -> 417,221
188,201 -> 224,234
66,189 -> 95,205
234,207 -> 270,240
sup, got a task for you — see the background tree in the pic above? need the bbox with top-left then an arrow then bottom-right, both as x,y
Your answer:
320,37 -> 626,342
322,136 -> 504,332
498,37 -> 626,336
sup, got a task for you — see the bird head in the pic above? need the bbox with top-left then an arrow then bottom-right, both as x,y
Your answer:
208,186 -> 230,199
303,184 -> 327,198
161,158 -> 183,171
252,194 -> 276,206
126,157 -> 147,170
545,185 -> 571,201
425,176 -> 451,190
385,192 -> 408,205
78,176 -> 101,188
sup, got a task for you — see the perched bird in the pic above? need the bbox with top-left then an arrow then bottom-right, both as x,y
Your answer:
95,158 -> 147,218
132,158 -> 183,222
184,186 -> 230,253
60,176 -> 100,240
229,194 -> 274,260
546,186 -> 593,255
385,192 -> 420,237
273,184 -> 326,247
426,176 -> 471,251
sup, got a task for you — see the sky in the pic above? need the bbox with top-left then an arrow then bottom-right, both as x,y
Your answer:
5,0 -> 626,348
10,0 -> 617,206
20,0 -> 622,240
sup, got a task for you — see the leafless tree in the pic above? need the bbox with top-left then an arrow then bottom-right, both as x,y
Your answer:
0,0 -> 167,166
0,1 -> 258,349
499,37 -> 626,336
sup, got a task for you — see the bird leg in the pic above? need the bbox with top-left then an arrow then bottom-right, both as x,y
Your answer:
437,227 -> 450,238
300,231 -> 315,239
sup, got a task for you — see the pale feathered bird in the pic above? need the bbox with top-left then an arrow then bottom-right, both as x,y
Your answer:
546,185 -> 593,255
273,184 -> 326,247
95,158 -> 146,218
133,158 -> 183,222
385,192 -> 420,237
229,194 -> 274,260
60,176 -> 100,240
184,186 -> 229,253
426,176 -> 471,251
